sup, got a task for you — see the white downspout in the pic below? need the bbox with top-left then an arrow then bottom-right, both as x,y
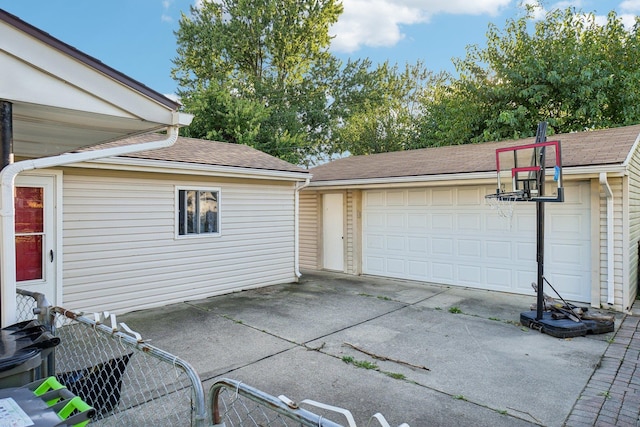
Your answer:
294,177 -> 311,278
1,126 -> 180,326
599,172 -> 615,306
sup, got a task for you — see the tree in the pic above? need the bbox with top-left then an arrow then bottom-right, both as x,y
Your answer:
334,61 -> 438,155
172,0 -> 344,165
418,6 -> 640,146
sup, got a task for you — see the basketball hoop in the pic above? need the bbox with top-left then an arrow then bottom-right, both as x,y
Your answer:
485,191 -> 523,229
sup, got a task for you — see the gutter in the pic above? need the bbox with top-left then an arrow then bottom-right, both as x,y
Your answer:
308,165 -> 627,190
599,172 -> 615,306
0,126 -> 180,326
294,177 -> 311,278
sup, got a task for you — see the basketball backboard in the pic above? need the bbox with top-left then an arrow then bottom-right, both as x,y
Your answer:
490,140 -> 564,203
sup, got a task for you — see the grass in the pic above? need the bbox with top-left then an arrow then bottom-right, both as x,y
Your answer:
448,306 -> 463,314
341,356 -> 378,370
383,371 -> 406,380
453,395 -> 467,401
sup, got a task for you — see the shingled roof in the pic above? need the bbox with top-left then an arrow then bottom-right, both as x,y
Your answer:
311,124 -> 640,183
83,133 -> 307,175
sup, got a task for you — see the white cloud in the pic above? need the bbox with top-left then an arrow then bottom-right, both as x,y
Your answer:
161,0 -> 174,23
330,0 -> 511,53
620,0 -> 640,12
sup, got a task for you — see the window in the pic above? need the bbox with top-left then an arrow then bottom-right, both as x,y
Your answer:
177,188 -> 220,236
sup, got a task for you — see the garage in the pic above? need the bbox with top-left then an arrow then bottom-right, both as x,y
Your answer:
361,182 -> 591,302
300,124 -> 640,312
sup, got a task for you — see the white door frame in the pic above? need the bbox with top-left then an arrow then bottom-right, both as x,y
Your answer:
323,193 -> 344,271
15,171 -> 62,306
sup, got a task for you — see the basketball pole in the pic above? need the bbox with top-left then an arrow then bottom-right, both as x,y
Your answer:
535,122 -> 548,321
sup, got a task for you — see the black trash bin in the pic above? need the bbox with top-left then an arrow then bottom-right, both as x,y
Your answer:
0,320 -> 60,388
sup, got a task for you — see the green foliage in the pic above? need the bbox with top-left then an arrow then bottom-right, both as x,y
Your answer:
341,356 -> 378,370
174,2 -> 640,162
418,5 -> 640,145
448,306 -> 462,314
173,0 -> 344,165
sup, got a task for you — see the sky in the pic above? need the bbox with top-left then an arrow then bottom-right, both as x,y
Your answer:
0,0 -> 634,98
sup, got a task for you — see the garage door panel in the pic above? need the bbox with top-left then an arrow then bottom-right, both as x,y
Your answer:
458,239 -> 481,257
386,213 -> 405,229
408,237 -> 427,253
515,270 -> 537,292
432,263 -> 454,281
517,242 -> 535,261
487,267 -> 515,288
432,189 -> 453,205
362,185 -> 591,302
408,189 -> 428,205
458,213 -> 482,231
545,273 -> 586,301
432,214 -> 453,230
386,235 -> 405,251
550,243 -> 586,266
408,260 -> 427,277
486,240 -> 513,260
366,191 -> 385,206
408,213 -> 428,228
459,265 -> 482,285
432,238 -> 453,255
365,256 -> 385,273
365,234 -> 384,250
458,188 -> 482,205
386,258 -> 406,275
366,212 -> 385,227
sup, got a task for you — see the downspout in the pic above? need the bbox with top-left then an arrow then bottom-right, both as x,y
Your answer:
599,172 -> 615,306
294,177 -> 311,278
0,126 -> 180,326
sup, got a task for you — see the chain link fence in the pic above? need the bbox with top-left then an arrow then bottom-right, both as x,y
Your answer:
209,378 -> 408,427
15,290 -> 409,427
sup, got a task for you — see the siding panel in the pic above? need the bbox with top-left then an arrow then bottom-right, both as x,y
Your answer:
299,192 -> 319,270
62,172 -> 297,314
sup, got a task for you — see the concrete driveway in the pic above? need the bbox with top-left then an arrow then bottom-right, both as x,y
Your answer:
120,271 -> 619,427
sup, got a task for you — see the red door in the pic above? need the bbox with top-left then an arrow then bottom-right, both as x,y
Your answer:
15,186 -> 44,282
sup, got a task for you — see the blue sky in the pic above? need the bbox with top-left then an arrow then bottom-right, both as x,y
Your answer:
0,0 -> 631,97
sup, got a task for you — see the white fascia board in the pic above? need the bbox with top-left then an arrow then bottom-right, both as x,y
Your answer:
622,130 -> 640,167
307,164 -> 627,190
67,157 -> 311,182
0,23 -> 185,126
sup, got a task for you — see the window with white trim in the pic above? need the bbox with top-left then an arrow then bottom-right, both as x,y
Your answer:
177,188 -> 220,236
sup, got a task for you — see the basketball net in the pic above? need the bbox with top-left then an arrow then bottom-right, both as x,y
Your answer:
485,193 -> 520,230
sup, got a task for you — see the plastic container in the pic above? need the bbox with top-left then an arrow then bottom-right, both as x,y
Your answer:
0,320 -> 60,388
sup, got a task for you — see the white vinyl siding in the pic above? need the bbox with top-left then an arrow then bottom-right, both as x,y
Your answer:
299,192 -> 319,270
62,171 -> 297,314
627,154 -> 640,310
597,176 -> 626,310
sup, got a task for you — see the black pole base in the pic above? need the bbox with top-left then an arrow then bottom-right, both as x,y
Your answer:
520,311 -> 614,338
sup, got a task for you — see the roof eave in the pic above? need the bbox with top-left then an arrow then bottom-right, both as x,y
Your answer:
66,156 -> 311,181
307,164 -> 627,190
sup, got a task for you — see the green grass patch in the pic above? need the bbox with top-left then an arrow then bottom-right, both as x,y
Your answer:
448,306 -> 463,314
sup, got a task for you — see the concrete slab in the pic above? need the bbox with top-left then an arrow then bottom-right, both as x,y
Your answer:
121,301 -> 294,379
120,270 -> 619,427
204,347 -> 536,427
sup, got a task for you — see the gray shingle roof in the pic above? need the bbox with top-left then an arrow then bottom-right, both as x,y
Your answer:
85,133 -> 308,174
310,124 -> 640,182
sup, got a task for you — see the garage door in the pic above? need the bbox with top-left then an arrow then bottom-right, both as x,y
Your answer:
362,182 -> 591,302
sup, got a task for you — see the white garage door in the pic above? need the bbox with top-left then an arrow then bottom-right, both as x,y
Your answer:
362,182 -> 591,302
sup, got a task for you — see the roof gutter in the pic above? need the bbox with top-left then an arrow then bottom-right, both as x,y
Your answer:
599,172 -> 615,306
307,165 -> 628,190
0,125 -> 180,326
294,177 -> 311,278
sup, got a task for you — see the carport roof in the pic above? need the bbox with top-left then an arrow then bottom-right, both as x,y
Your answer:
311,124 -> 640,183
